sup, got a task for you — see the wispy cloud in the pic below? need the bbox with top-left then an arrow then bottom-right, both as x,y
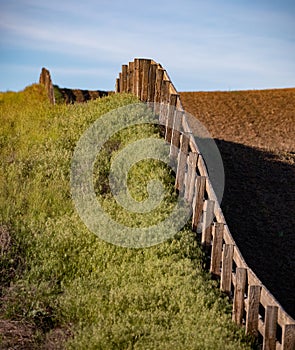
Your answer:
1,0 -> 294,91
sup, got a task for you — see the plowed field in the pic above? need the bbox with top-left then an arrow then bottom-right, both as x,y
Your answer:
180,88 -> 295,318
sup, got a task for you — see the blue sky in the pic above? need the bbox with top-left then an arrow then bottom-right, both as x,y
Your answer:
1,0 -> 294,92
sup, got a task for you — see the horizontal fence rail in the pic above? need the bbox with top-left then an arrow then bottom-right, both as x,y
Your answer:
116,58 -> 295,350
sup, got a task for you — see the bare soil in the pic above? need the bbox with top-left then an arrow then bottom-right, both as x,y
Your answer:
180,88 -> 295,319
0,319 -> 72,349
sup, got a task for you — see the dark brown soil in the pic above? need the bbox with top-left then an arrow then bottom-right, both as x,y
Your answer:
180,89 -> 295,319
0,319 -> 72,349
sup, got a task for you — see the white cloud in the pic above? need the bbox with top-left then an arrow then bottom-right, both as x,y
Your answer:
1,0 -> 294,91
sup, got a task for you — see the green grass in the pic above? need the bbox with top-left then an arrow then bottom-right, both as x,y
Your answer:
0,85 -> 255,349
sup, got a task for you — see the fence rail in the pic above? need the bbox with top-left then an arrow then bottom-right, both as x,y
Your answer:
116,58 -> 295,350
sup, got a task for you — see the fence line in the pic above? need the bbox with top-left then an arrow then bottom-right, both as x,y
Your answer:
116,58 -> 295,350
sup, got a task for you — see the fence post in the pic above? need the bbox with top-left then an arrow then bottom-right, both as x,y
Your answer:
115,78 -> 120,93
192,176 -> 206,231
132,59 -> 138,95
165,94 -> 178,143
147,63 -> 157,103
282,324 -> 295,350
210,222 -> 224,276
232,267 -> 247,325
134,59 -> 143,98
141,59 -> 151,101
175,132 -> 189,193
159,80 -> 170,125
220,244 -> 234,294
184,152 -> 198,205
154,68 -> 164,113
121,65 -> 128,93
245,285 -> 261,337
201,200 -> 215,247
170,109 -> 183,160
127,61 -> 134,93
119,72 -> 123,93
263,306 -> 278,350
155,68 -> 164,102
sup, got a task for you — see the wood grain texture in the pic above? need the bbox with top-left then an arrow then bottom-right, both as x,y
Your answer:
232,267 -> 247,325
263,306 -> 278,350
201,200 -> 215,247
221,244 -> 234,294
192,176 -> 206,231
210,223 -> 224,276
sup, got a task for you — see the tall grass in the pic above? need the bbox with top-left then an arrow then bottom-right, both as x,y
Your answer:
0,85 -> 254,349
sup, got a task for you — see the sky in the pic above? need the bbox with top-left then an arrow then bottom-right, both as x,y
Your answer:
0,0 -> 295,92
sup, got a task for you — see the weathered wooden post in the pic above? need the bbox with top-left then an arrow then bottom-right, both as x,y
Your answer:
154,68 -> 164,114
134,58 -> 143,98
184,152 -> 198,205
121,64 -> 128,92
127,61 -> 134,93
232,267 -> 247,325
282,324 -> 295,350
220,244 -> 234,294
192,176 -> 206,231
165,94 -> 178,143
119,72 -> 122,93
159,80 -> 170,129
141,59 -> 151,101
245,285 -> 261,337
115,78 -> 120,93
147,63 -> 157,103
263,306 -> 278,350
201,200 -> 215,247
170,109 -> 183,159
39,67 -> 55,104
175,132 -> 189,193
210,222 -> 224,276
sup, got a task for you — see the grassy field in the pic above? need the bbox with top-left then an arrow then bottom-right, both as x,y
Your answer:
0,85 -> 255,349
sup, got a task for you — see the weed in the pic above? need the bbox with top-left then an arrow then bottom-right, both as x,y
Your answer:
0,87 -> 254,349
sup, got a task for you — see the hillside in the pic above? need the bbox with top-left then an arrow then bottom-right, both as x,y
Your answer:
0,86 -> 254,349
180,89 -> 295,318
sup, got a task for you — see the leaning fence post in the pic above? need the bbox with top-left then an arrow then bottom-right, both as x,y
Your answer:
263,306 -> 278,350
192,176 -> 206,231
201,200 -> 215,247
175,132 -> 189,193
220,244 -> 234,294
210,222 -> 224,276
232,267 -> 247,325
245,285 -> 261,337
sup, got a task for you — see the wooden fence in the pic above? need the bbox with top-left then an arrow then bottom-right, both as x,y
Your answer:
115,58 -> 295,350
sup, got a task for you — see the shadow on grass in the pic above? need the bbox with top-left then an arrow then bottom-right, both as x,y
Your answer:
215,139 -> 295,319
